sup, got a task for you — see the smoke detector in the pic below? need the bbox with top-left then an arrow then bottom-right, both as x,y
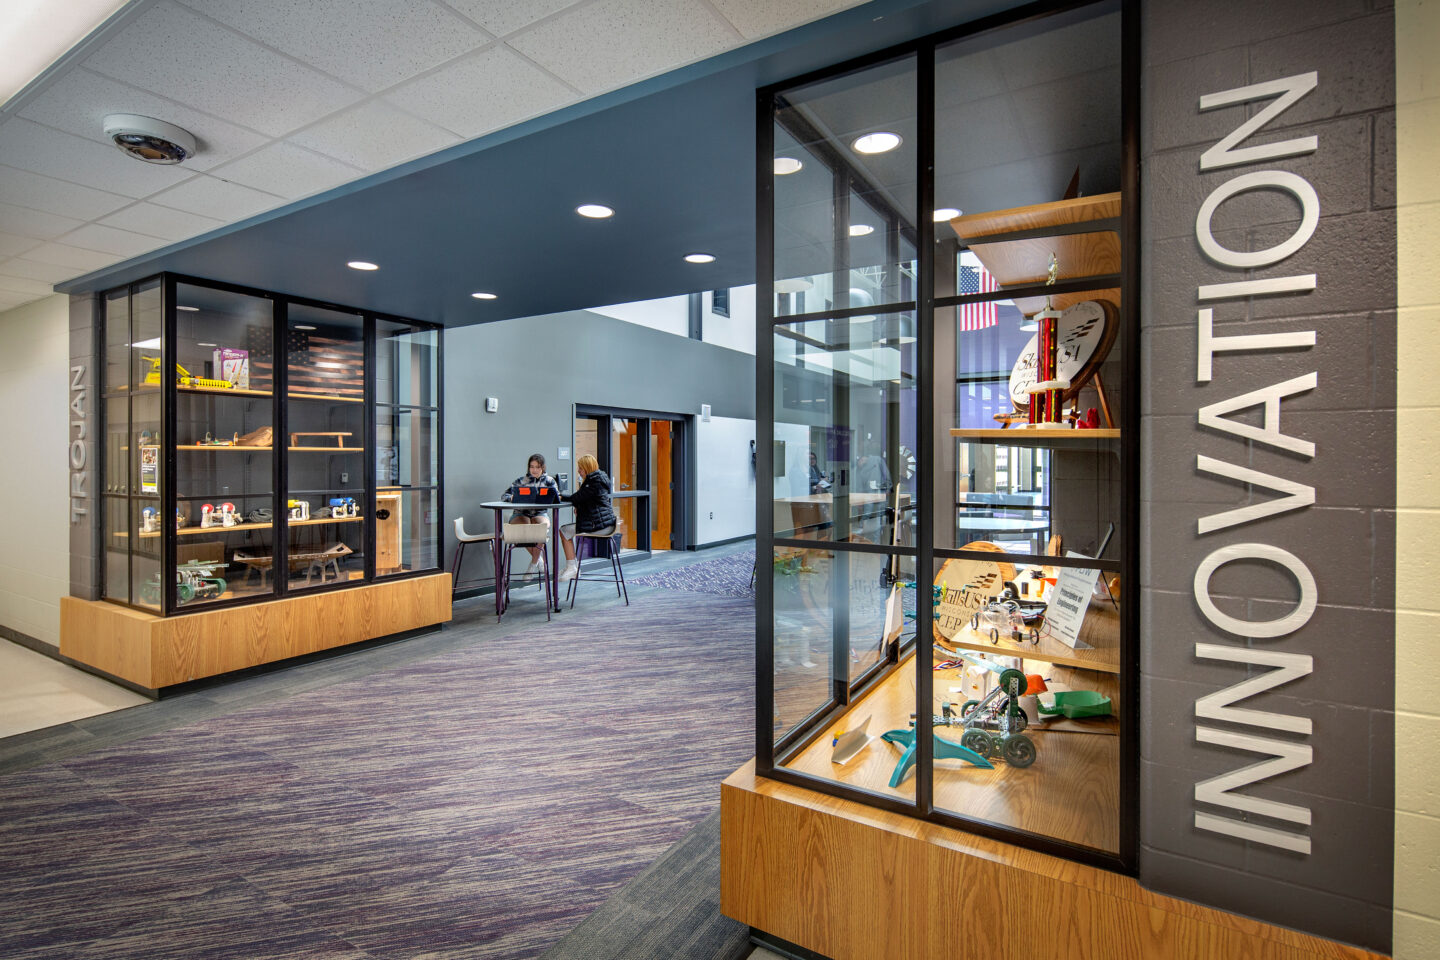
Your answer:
103,114 -> 197,164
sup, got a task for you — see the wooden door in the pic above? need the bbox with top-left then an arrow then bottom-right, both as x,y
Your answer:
652,420 -> 673,550
616,420 -> 638,549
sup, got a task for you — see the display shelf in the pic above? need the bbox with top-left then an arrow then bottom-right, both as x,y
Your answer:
948,193 -> 1121,240
951,427 -> 1120,445
782,652 -> 1119,852
176,445 -> 365,452
933,615 -> 1120,674
125,515 -> 364,539
177,384 -> 363,403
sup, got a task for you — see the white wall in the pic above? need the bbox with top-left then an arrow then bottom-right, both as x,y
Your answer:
0,295 -> 70,647
695,415 -> 756,544
702,284 -> 757,355
587,295 -> 689,336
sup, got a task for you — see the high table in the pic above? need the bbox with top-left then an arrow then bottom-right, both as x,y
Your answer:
478,500 -> 573,614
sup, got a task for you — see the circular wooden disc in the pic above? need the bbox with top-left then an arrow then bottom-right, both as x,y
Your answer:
1007,299 -> 1119,410
932,543 -> 1018,647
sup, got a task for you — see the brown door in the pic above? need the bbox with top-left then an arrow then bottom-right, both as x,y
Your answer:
651,420 -> 673,551
615,419 -> 639,550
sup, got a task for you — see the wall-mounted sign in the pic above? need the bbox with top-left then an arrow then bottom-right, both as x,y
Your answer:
69,363 -> 88,523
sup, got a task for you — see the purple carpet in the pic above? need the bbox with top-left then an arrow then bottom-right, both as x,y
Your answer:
0,590 -> 755,959
630,550 -> 755,599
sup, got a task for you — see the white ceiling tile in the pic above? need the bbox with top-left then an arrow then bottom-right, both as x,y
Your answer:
0,166 -> 132,221
507,0 -> 736,95
0,258 -> 80,284
384,46 -> 575,139
288,101 -> 460,171
147,175 -> 285,220
706,0 -> 857,40
83,2 -> 362,137
98,202 -> 226,242
60,224 -> 170,258
19,243 -> 121,271
0,272 -> 60,297
444,0 -> 584,37
0,232 -> 43,259
208,142 -> 360,200
0,203 -> 84,241
18,68 -> 269,171
179,0 -> 491,92
0,118 -> 194,200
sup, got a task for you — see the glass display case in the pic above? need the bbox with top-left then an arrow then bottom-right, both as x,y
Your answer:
758,0 -> 1135,870
100,275 -> 443,616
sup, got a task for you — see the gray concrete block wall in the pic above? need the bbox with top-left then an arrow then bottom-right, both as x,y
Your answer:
1138,0 -> 1396,950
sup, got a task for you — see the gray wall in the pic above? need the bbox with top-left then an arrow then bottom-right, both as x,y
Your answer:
443,309 -> 756,572
1138,0 -> 1396,950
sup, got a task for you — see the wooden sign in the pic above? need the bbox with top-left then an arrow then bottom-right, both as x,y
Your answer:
1007,299 -> 1118,409
933,543 -> 1017,646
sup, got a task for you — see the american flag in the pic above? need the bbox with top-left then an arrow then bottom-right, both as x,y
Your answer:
958,261 -> 1000,331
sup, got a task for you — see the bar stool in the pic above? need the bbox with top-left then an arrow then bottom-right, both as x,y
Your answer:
566,520 -> 628,609
451,517 -> 498,599
500,520 -> 553,621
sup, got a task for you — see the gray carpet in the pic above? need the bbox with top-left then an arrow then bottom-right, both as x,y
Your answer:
541,810 -> 749,960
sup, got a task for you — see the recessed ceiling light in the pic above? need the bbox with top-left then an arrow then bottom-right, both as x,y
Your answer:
471,292 -> 498,300
852,132 -> 901,154
576,204 -> 613,219
176,304 -> 199,312
933,208 -> 962,221
294,324 -> 317,331
684,253 -> 716,264
315,361 -> 343,369
849,224 -> 874,237
347,260 -> 379,271
130,337 -> 162,349
773,157 -> 803,175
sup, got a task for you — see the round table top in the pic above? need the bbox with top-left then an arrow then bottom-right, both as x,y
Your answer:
478,500 -> 571,510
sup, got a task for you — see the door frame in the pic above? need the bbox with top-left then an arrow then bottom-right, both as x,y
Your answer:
572,404 -> 691,553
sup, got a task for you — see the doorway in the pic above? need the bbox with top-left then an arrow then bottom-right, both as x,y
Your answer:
573,407 -> 685,553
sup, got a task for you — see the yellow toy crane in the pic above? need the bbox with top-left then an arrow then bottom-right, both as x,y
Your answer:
143,355 -> 232,390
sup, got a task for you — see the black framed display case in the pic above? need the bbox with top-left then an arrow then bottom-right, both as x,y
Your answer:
100,273 -> 444,617
754,0 -> 1138,872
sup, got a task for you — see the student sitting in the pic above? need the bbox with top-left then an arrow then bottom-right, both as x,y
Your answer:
501,453 -> 558,574
558,454 -> 617,581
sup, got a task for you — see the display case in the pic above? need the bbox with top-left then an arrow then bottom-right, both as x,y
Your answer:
99,275 -> 443,617
756,0 -> 1135,871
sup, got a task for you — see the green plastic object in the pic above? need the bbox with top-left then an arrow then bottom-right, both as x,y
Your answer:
1038,690 -> 1112,719
880,728 -> 993,787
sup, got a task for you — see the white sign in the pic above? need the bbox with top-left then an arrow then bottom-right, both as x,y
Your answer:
1043,552 -> 1102,649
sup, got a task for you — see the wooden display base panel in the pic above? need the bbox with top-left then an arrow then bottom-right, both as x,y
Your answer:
60,573 -> 451,691
721,760 -> 1385,960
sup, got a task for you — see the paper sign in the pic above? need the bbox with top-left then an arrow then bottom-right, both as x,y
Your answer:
139,445 -> 159,494
1043,551 -> 1103,649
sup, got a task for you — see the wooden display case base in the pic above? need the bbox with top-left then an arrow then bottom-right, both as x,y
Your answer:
60,573 -> 451,692
721,761 -> 1384,960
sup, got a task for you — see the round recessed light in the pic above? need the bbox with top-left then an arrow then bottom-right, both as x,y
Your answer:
347,260 -> 378,271
933,208 -> 962,221
684,253 -> 716,264
576,204 -> 613,219
176,305 -> 199,312
849,224 -> 874,237
852,131 -> 902,154
773,157 -> 803,175
294,324 -> 317,331
471,291 -> 498,300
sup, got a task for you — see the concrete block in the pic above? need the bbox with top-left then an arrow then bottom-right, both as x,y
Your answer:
1395,810 -> 1440,917
1396,611 -> 1440,714
1394,910 -> 1440,960
1396,711 -> 1440,816
1141,0 -> 1367,68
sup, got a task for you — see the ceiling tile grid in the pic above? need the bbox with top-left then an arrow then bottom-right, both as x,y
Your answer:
0,0 -> 874,313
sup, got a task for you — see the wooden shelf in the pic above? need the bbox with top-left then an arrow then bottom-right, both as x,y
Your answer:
948,193 -> 1121,241
288,392 -> 363,403
125,515 -> 365,539
176,384 -> 363,403
934,616 -> 1120,674
782,651 -> 1119,852
175,445 -> 365,452
951,427 -> 1120,445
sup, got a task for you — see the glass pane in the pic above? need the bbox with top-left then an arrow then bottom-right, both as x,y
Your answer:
773,54 -> 917,316
131,279 -> 162,388
377,320 -> 438,407
103,496 -> 128,603
774,546 -> 916,801
104,397 -> 129,496
172,283 -> 277,606
575,417 -> 599,467
376,406 -> 437,487
615,496 -> 639,552
376,487 -> 438,574
287,305 -> 366,591
773,312 -> 916,547
131,497 -> 161,611
928,554 -> 1121,853
103,287 -> 130,397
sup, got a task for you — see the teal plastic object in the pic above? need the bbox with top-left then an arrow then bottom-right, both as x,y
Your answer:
1037,690 -> 1112,719
880,728 -> 994,787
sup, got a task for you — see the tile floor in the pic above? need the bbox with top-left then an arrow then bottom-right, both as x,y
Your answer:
0,640 -> 150,739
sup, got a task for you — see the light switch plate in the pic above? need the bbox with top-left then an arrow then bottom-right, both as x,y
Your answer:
485,397 -> 498,412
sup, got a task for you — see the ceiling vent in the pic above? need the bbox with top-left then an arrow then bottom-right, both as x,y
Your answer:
102,114 -> 197,164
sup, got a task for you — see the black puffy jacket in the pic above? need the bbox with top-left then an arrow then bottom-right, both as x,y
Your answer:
563,469 -> 618,533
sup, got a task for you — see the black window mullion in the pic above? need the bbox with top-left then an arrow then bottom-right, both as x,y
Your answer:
161,276 -> 177,616
273,297 -> 288,600
915,40 -> 937,818
364,314 -> 377,582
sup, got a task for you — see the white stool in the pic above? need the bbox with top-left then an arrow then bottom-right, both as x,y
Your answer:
451,517 -> 498,599
501,520 -> 553,620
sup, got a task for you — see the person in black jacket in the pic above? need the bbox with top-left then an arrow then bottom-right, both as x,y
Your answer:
557,453 -> 617,580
